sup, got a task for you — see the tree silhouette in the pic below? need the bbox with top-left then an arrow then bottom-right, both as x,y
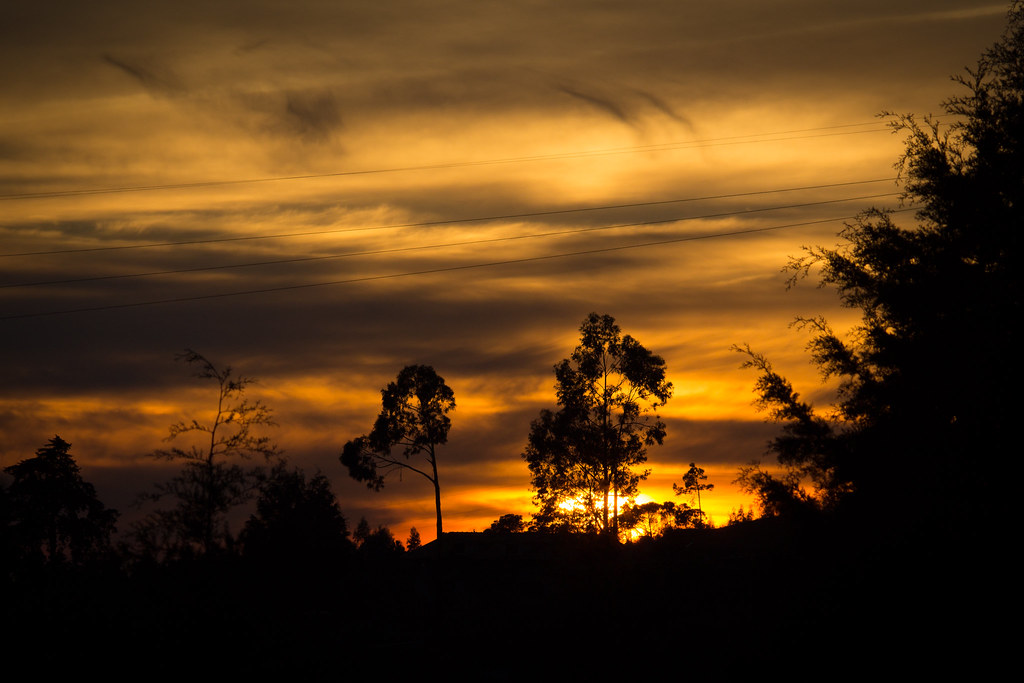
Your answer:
3,436 -> 118,568
486,513 -> 526,534
136,349 -> 280,559
240,462 -> 352,570
736,4 -> 1023,521
673,462 -> 714,525
352,517 -> 404,556
523,313 -> 672,536
726,505 -> 756,525
353,516 -> 372,546
619,501 -> 668,538
340,365 -> 455,540
619,500 -> 701,538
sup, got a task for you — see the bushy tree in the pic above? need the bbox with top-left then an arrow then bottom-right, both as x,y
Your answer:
2,436 -> 118,568
486,513 -> 526,534
524,313 -> 672,536
619,500 -> 702,539
136,350 -> 280,559
737,4 -> 1023,521
619,501 -> 667,538
340,365 -> 455,540
240,463 -> 352,568
352,517 -> 404,556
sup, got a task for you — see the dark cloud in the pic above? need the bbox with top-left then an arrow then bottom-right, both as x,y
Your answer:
101,53 -> 186,96
234,88 -> 345,142
283,91 -> 343,141
556,84 -> 633,125
632,88 -> 695,131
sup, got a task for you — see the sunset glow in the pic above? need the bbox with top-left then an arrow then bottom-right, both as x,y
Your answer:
1,1 -> 1011,544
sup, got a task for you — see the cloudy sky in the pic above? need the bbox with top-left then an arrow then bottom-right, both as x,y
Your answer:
1,1 -> 1011,541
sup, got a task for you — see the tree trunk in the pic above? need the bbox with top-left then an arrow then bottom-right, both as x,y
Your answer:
431,448 -> 443,539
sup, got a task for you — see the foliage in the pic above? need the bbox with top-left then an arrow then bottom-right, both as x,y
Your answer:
731,347 -> 843,514
352,517 -> 405,556
619,500 -> 703,539
524,313 -> 672,536
407,527 -> 422,550
2,436 -> 118,568
726,505 -> 757,525
618,501 -> 663,537
673,462 -> 714,522
240,463 -> 352,568
736,4 -> 1023,520
486,513 -> 526,534
340,365 -> 455,539
136,349 -> 280,560
733,461 -> 818,518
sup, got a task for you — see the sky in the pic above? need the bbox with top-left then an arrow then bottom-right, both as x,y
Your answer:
0,1 -> 1012,543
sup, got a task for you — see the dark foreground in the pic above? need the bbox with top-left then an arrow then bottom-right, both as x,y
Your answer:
4,514 -> 1007,679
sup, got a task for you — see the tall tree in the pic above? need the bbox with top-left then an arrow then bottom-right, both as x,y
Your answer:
736,4 -> 1023,521
3,436 -> 118,567
523,313 -> 672,536
673,462 -> 714,525
136,349 -> 280,559
340,365 -> 455,540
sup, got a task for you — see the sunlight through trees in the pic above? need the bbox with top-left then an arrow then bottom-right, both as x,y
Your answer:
523,313 -> 672,535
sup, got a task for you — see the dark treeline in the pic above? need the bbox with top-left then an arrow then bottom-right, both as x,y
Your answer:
4,4 -> 1021,676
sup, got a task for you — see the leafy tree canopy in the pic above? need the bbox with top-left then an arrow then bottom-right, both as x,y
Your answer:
486,513 -> 526,534
524,313 -> 672,536
619,500 -> 702,539
240,463 -> 352,569
737,4 -> 1023,522
341,364 -> 455,540
3,436 -> 118,568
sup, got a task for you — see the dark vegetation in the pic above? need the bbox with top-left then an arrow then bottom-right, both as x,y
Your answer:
524,312 -> 673,536
3,5 -> 1020,675
340,364 -> 454,540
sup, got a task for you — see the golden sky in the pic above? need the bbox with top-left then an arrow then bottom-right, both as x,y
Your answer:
0,1 -> 1011,542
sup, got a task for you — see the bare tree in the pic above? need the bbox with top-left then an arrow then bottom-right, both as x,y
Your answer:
136,349 -> 280,559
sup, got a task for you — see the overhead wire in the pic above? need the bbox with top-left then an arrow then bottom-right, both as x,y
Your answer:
0,121 -> 890,203
1,207 -> 916,321
1,120 -> 911,319
2,192 -> 901,289
1,177 -> 898,258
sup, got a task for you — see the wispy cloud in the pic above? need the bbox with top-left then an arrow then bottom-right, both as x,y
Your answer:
101,53 -> 186,96
0,0 -> 1008,540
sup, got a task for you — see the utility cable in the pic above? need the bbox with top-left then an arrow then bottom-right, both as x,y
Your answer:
0,122 -> 890,202
2,192 -> 900,289
1,207 -> 916,321
1,177 -> 898,258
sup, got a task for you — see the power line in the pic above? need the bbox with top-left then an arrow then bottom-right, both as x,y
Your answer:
1,177 -> 897,258
1,208 -> 915,321
2,192 -> 900,289
0,122 -> 889,202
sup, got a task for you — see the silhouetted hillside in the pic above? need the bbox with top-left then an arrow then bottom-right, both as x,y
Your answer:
4,511 -> 1005,678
